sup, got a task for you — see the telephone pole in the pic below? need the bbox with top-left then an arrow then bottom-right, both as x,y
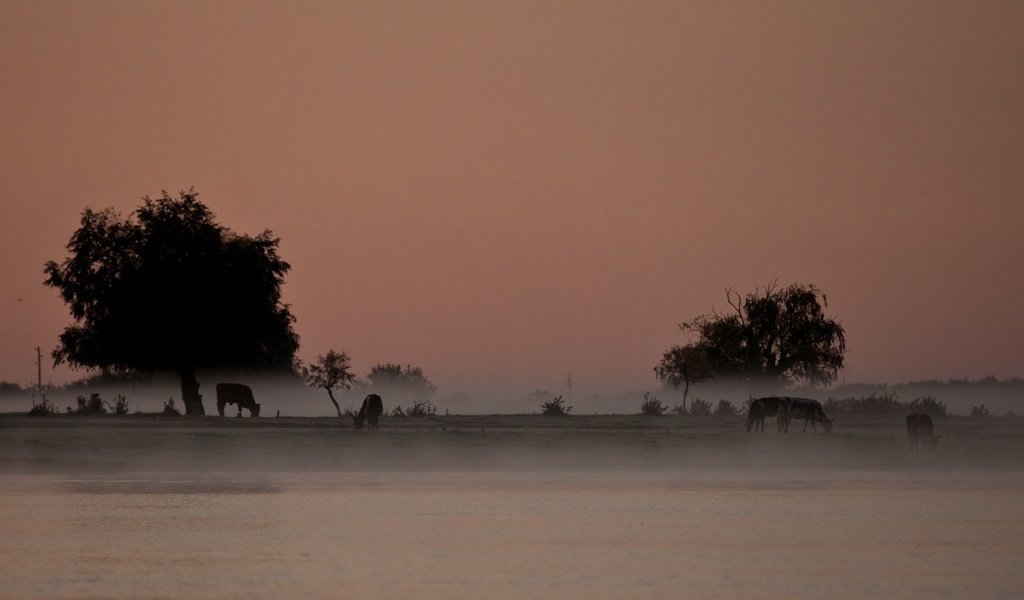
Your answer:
36,346 -> 42,394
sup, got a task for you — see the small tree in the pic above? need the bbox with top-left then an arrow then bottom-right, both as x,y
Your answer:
541,395 -> 572,416
303,350 -> 356,417
640,392 -> 668,416
654,344 -> 710,412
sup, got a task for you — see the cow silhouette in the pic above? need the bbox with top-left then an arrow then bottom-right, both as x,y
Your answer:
745,397 -> 790,433
906,413 -> 939,450
216,383 -> 261,417
746,399 -> 767,432
353,394 -> 383,430
781,397 -> 833,433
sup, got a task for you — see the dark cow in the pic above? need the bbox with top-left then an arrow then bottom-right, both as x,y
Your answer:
216,383 -> 261,417
746,399 -> 767,432
746,397 -> 790,433
353,394 -> 384,430
782,397 -> 833,433
906,413 -> 939,450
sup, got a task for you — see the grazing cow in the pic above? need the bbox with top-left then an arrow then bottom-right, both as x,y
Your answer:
746,397 -> 791,433
781,397 -> 833,433
215,383 -> 261,417
353,394 -> 384,430
906,413 -> 939,450
746,399 -> 767,432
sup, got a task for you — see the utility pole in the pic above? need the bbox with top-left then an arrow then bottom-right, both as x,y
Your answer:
36,346 -> 42,395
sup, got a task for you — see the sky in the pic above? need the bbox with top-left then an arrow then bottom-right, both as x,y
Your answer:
2,1 -> 1022,399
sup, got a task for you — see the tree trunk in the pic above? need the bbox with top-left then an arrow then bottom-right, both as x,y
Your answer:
179,367 -> 205,415
326,388 -> 342,418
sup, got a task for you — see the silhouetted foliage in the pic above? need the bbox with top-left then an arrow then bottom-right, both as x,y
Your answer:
44,190 -> 298,415
162,398 -> 181,416
654,344 -> 710,411
970,403 -> 990,418
541,395 -> 572,416
668,283 -> 846,389
640,392 -> 667,416
302,350 -> 356,417
907,396 -> 946,417
824,393 -> 905,414
365,363 -> 436,399
713,399 -> 739,417
76,393 -> 107,415
27,396 -> 56,416
389,400 -> 437,417
688,398 -> 712,416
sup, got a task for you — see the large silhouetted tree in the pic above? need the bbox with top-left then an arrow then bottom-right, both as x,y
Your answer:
659,283 -> 846,391
44,190 -> 298,415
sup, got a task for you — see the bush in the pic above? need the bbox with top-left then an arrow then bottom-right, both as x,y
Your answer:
162,398 -> 181,416
112,394 -> 130,415
640,392 -> 667,416
713,399 -> 739,417
689,398 -> 712,416
76,393 -> 107,415
541,395 -> 572,416
669,404 -> 687,416
390,400 -> 437,417
970,403 -> 990,418
28,396 -> 56,416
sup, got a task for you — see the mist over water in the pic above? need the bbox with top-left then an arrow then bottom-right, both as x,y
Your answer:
2,413 -> 1023,598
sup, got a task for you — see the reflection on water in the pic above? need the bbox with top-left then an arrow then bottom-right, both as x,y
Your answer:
2,471 -> 1022,599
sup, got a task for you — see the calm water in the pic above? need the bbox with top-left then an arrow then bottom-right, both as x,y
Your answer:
1,471 -> 1021,599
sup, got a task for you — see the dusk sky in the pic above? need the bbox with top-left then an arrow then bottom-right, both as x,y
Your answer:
2,1 -> 1022,397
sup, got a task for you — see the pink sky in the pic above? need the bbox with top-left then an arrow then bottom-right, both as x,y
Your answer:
2,1 -> 1022,397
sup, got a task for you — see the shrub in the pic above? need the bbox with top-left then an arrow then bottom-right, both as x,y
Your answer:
669,404 -> 687,416
28,396 -> 56,416
162,398 -> 181,416
390,400 -> 437,417
640,392 -> 667,416
689,398 -> 712,416
76,393 -> 107,415
713,399 -> 739,417
541,395 -> 572,416
112,394 -> 130,415
970,403 -> 990,418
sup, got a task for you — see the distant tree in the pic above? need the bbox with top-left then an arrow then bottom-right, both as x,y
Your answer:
302,350 -> 356,417
654,344 -> 711,411
689,398 -> 712,416
365,363 -> 436,399
713,399 -> 739,417
44,190 -> 298,415
666,283 -> 846,391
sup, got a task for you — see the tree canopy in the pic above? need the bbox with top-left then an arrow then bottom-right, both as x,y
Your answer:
365,363 -> 436,399
657,283 -> 846,392
44,190 -> 298,414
